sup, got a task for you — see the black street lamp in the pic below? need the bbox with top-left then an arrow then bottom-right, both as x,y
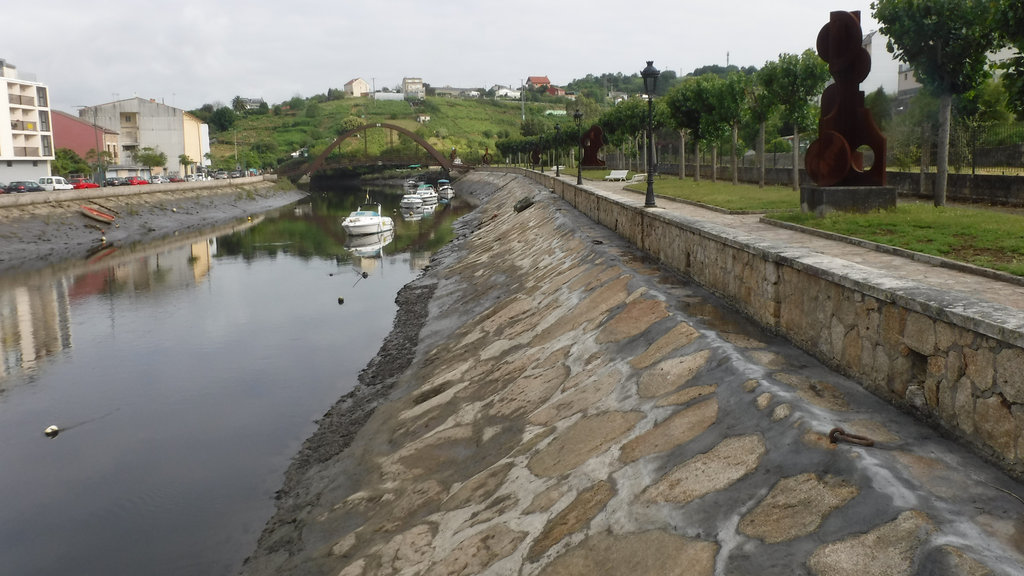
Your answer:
554,124 -> 561,177
641,60 -> 660,208
574,108 -> 584,185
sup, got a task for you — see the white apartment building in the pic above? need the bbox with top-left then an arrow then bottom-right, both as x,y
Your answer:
0,58 -> 55,183
80,97 -> 209,177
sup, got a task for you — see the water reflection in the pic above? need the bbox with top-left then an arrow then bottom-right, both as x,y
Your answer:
0,178 -> 471,576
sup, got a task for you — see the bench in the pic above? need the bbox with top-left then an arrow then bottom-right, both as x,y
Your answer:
631,173 -> 647,182
604,170 -> 629,181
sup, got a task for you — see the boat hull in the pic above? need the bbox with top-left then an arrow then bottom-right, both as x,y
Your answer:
81,205 -> 116,224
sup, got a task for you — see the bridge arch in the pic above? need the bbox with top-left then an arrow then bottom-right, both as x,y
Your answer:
302,122 -> 453,176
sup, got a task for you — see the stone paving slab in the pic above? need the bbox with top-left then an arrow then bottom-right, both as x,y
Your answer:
243,173 -> 1024,576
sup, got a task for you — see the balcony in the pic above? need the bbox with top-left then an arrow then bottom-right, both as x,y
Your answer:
13,147 -> 41,157
7,94 -> 36,106
10,120 -> 38,132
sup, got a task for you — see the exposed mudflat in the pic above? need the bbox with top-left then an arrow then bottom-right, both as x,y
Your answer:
0,182 -> 306,275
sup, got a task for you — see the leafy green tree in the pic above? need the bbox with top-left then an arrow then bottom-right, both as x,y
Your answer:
664,75 -> 729,182
256,101 -> 270,115
994,0 -> 1024,117
746,68 -> 779,188
53,148 -> 90,177
209,106 -> 237,132
864,87 -> 894,133
714,72 -> 750,184
872,0 -> 1000,205
135,147 -> 168,171
598,97 -> 649,170
759,49 -> 830,190
179,154 -> 194,176
232,96 -> 246,113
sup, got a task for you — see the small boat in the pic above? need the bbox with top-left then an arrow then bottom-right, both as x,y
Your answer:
415,183 -> 438,205
400,194 -> 424,209
437,179 -> 455,200
341,203 -> 394,236
81,205 -> 116,224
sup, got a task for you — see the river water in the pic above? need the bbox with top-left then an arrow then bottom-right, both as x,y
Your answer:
0,179 -> 468,576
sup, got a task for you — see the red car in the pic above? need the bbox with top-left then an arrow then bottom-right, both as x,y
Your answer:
124,176 -> 149,185
69,177 -> 100,189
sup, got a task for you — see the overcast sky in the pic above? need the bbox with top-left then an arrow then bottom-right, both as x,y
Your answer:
7,1 -> 880,114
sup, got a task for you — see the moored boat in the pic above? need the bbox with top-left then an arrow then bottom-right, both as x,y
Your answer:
400,194 -> 424,209
437,179 -> 455,200
341,203 -> 394,236
415,183 -> 438,205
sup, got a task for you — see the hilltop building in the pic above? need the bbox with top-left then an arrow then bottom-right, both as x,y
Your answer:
402,77 -> 425,99
0,58 -> 55,182
345,78 -> 370,98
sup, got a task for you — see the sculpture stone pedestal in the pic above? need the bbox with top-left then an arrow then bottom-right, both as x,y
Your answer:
800,186 -> 897,216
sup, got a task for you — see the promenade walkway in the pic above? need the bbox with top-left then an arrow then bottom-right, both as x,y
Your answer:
244,172 -> 1024,576
583,175 -> 1024,314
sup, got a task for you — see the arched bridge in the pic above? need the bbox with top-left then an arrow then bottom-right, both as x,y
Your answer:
291,122 -> 454,177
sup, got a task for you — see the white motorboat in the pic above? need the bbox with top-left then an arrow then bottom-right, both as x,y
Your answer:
341,203 -> 394,236
400,194 -> 424,209
437,179 -> 455,200
415,183 -> 438,205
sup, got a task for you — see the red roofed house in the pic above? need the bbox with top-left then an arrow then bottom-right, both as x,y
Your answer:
526,76 -> 551,89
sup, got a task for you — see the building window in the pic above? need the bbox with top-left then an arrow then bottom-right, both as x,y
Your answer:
39,111 -> 50,132
36,87 -> 48,107
42,135 -> 52,157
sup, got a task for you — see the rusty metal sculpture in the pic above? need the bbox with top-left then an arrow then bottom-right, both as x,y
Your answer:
806,10 -> 887,187
581,125 -> 606,167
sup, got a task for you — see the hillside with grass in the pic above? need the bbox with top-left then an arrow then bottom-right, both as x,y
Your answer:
206,95 -> 573,172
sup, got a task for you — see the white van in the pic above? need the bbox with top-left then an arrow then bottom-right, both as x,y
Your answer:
38,176 -> 74,191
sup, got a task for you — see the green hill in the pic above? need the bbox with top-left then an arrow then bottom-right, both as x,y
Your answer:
208,95 -> 578,172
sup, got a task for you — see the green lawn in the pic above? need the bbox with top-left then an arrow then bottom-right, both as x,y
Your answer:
621,176 -> 800,211
595,174 -> 1024,277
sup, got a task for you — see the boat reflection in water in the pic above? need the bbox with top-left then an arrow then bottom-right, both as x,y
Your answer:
345,228 -> 395,278
400,203 -> 436,222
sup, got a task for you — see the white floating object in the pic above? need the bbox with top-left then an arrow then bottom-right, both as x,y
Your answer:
44,425 -> 60,438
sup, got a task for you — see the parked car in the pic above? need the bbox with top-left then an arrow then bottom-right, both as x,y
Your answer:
69,177 -> 100,189
229,170 -> 243,178
169,176 -> 185,183
214,171 -> 228,179
150,175 -> 169,184
5,180 -> 45,193
103,177 -> 125,187
124,176 -> 149,185
38,176 -> 74,191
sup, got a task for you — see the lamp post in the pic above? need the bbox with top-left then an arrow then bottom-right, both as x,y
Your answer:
539,133 -> 544,174
554,124 -> 561,177
574,108 -> 583,185
641,60 -> 660,208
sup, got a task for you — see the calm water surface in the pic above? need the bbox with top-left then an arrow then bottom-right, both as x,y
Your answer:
0,180 -> 469,576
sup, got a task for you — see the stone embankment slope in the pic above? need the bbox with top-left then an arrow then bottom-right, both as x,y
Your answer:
242,172 -> 1024,576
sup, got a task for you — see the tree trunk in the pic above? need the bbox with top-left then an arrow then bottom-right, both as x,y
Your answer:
791,125 -> 800,191
679,130 -> 686,179
919,123 -> 928,197
711,145 -> 718,183
732,122 -> 739,185
758,121 -> 766,188
694,141 -> 701,183
936,94 -> 952,206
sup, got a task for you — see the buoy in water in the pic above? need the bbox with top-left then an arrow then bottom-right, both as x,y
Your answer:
361,272 -> 368,279
44,425 -> 60,438
338,297 -> 345,305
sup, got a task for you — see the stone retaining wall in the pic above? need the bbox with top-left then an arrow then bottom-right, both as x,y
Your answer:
480,167 -> 1024,478
0,175 -> 271,208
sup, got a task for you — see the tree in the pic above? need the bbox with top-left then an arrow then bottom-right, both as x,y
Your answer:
713,72 -> 750,184
746,68 -> 778,188
52,148 -> 90,177
759,50 -> 830,191
232,96 -> 246,113
598,98 -> 648,171
872,0 -> 1000,205
994,0 -> 1024,117
209,106 -> 237,132
179,154 -> 195,176
135,147 -> 168,171
663,74 -> 729,182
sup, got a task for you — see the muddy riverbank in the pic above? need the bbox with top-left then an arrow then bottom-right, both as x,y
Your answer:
0,181 -> 306,274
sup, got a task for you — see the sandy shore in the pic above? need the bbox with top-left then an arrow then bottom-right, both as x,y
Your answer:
0,181 -> 306,275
